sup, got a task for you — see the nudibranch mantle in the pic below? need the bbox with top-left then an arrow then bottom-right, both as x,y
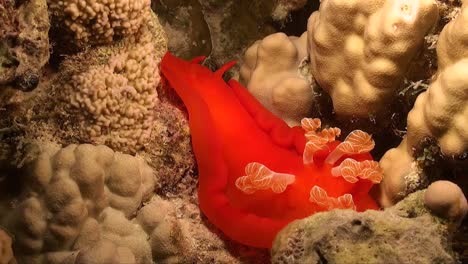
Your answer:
160,52 -> 382,249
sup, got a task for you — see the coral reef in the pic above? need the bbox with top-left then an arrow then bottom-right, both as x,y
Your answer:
272,188 -> 461,264
0,0 -> 50,91
239,32 -> 316,126
48,0 -> 151,48
0,0 -> 466,263
3,10 -> 167,156
377,0 -> 468,207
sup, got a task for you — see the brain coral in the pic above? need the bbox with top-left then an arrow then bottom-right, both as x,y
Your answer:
48,0 -> 151,47
64,42 -> 160,154
0,141 -> 157,263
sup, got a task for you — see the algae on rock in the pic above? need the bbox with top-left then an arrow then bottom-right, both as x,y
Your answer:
272,191 -> 458,264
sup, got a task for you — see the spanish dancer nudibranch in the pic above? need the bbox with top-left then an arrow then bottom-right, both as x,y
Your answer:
160,52 -> 383,249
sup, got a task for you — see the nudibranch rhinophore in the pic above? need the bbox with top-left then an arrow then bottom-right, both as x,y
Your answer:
160,52 -> 383,249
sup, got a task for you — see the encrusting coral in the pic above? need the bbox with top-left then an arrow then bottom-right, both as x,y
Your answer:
307,0 -> 439,119
271,188 -> 463,264
47,0 -> 151,48
239,32 -> 316,126
377,0 -> 468,207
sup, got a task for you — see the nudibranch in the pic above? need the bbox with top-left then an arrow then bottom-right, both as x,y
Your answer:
160,52 -> 383,249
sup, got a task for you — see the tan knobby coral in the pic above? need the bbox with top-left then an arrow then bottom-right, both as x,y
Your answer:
0,141 -> 156,263
239,32 -> 315,126
47,0 -> 151,47
307,0 -> 438,118
65,41 -> 160,154
376,1 -> 468,207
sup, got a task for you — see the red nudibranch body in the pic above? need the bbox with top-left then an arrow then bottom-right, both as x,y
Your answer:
160,52 -> 383,249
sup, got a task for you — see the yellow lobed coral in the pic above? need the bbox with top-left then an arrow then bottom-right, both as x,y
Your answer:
377,1 -> 468,207
407,59 -> 468,156
307,0 -> 438,118
240,32 -> 315,126
48,0 -> 151,46
0,142 -> 156,263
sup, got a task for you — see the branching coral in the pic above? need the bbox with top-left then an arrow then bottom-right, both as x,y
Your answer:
307,0 -> 438,118
239,32 -> 315,126
64,42 -> 160,154
376,1 -> 468,207
47,0 -> 151,47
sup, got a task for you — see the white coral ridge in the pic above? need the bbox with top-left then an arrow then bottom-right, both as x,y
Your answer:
0,142 -> 187,264
240,32 -> 314,126
67,43 -> 160,154
307,0 -> 438,117
48,0 -> 151,46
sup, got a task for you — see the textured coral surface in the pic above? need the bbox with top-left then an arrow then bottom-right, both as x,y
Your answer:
48,0 -> 151,47
272,190 -> 457,264
64,42 -> 160,153
0,0 -> 50,91
0,141 -> 156,263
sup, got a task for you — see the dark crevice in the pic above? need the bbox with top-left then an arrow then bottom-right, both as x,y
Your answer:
315,247 -> 328,264
274,0 -> 320,36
